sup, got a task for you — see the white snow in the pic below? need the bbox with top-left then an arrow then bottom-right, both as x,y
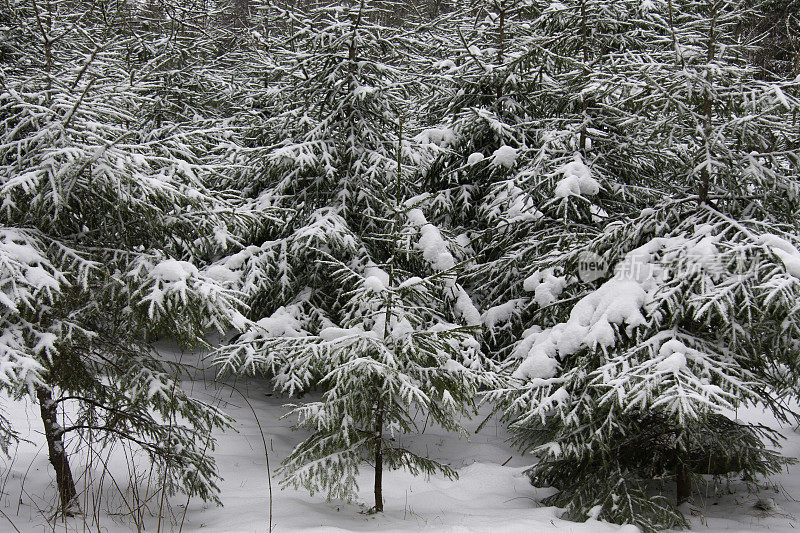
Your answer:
432,59 -> 457,73
0,232 -> 44,265
253,306 -> 306,337
513,240 -> 671,380
523,269 -> 568,307
414,127 -> 457,148
24,265 -> 60,291
506,194 -> 544,223
407,209 -> 456,273
482,299 -> 523,330
686,235 -> 718,260
452,284 -> 481,326
387,314 -> 414,340
443,358 -> 466,373
150,258 -> 198,282
554,154 -> 600,199
0,347 -> 638,533
364,275 -> 387,292
352,84 -> 377,100
773,85 -> 791,109
319,326 -> 360,342
772,249 -> 800,278
467,152 -> 485,165
514,351 -> 559,380
205,264 -> 240,283
656,351 -> 688,373
365,262 -> 391,288
3,348 -> 800,533
513,274 -> 647,378
489,145 -> 518,168
760,234 -> 800,279
488,183 -> 544,223
397,276 -> 423,289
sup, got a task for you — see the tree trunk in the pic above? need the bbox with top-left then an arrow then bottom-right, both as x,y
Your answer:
373,395 -> 384,513
579,0 -> 589,153
699,1 -> 716,204
676,456 -> 692,505
495,1 -> 505,99
232,0 -> 250,27
36,387 -> 79,516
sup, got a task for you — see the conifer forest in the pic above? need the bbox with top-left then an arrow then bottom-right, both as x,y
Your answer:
1,0 -> 800,531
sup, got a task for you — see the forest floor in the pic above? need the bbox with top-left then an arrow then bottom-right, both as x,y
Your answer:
1,344 -> 799,533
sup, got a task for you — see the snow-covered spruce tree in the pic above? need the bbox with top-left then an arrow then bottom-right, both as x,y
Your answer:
213,0 -> 497,512
463,0 -> 797,356
217,204 -> 497,512
488,0 -> 800,530
416,0 -> 534,232
413,0 -> 672,362
408,0 -> 555,356
0,0 -> 256,514
742,0 -> 799,78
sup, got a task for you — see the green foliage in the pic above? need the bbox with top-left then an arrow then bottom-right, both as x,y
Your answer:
3,0 -> 800,527
0,0 -> 263,505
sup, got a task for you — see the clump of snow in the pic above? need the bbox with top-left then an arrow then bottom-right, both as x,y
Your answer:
146,373 -> 174,401
221,247 -> 255,270
247,307 -> 307,339
352,85 -> 377,100
551,277 -> 645,351
523,269 -> 568,307
318,326 -> 355,342
407,209 -> 456,273
759,234 -> 800,279
452,284 -> 481,326
0,229 -> 68,313
490,146 -> 518,168
364,262 -> 390,287
771,248 -> 800,278
684,232 -> 721,272
554,154 -> 600,199
364,275 -> 386,293
773,85 -> 791,110
213,226 -> 231,250
656,339 -> 689,373
514,351 -> 559,380
507,195 -> 544,223
150,259 -> 198,282
387,314 -> 414,340
432,59 -> 457,72
318,323 -> 383,343
513,239 -> 670,381
467,152 -> 485,166
443,358 -> 466,373
487,183 -> 543,223
483,299 -> 524,330
398,276 -> 424,289
454,232 -> 472,249
414,127 -> 457,148
0,230 -> 46,265
23,266 -> 59,291
205,264 -> 240,284
513,230 -> 751,385
640,0 -> 658,12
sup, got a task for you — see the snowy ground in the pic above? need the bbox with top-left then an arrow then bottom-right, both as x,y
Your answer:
1,346 -> 799,533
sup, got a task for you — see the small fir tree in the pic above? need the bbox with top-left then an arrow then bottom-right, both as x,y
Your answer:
486,0 -> 800,530
214,0 -> 498,511
0,0 -> 259,514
